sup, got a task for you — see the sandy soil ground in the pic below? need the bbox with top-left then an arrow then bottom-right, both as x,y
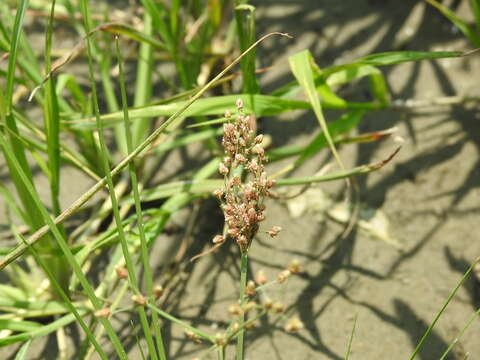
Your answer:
1,1 -> 480,359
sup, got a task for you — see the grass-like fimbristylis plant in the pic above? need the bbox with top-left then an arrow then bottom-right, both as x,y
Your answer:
2,2 -> 480,358
115,34 -> 167,359
79,0 -> 159,357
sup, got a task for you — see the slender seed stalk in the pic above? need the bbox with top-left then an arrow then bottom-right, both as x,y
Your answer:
236,252 -> 248,360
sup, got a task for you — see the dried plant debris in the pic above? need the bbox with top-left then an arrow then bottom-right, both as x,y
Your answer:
286,186 -> 402,249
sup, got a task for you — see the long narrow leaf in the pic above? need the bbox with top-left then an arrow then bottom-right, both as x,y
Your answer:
289,50 -> 346,170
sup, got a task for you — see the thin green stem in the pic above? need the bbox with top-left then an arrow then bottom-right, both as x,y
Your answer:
345,314 -> 357,360
115,35 -> 166,360
236,252 -> 248,360
16,232 -> 108,360
439,307 -> 480,360
79,1 -> 157,358
217,345 -> 225,360
148,303 -> 213,342
408,256 -> 480,360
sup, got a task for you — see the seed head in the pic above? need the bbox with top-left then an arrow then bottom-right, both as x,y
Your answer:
95,307 -> 111,319
185,330 -> 202,344
284,317 -> 304,333
277,270 -> 291,284
212,235 -> 225,244
246,280 -> 257,296
236,98 -> 244,110
255,270 -> 268,285
153,285 -> 164,300
272,302 -> 286,313
132,294 -> 147,306
228,304 -> 243,316
266,226 -> 282,238
219,162 -> 229,176
115,265 -> 128,279
287,259 -> 301,274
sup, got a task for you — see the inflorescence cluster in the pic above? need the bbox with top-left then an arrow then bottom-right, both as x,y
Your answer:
212,99 -> 279,253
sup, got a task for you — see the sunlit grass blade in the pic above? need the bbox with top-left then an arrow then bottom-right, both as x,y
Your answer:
66,95 -> 311,130
121,147 -> 399,203
2,0 -> 45,233
98,22 -> 166,50
9,230 -> 109,359
0,132 -> 124,358
289,50 -> 346,170
116,35 -> 166,360
471,0 -> 480,32
44,4 -> 68,291
426,0 -> 480,47
132,12 -> 154,148
345,314 -> 357,360
408,256 -> 480,360
439,307 -> 480,360
14,339 -> 31,360
235,4 -> 259,94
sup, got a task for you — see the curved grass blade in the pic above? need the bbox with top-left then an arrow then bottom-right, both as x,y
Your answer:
14,339 -> 31,360
289,50 -> 346,170
0,132 -> 125,358
408,256 -> 480,360
425,0 -> 480,47
116,35 -> 165,360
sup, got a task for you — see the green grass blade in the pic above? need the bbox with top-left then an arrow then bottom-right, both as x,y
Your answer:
426,0 -> 480,47
345,314 -> 357,360
294,110 -> 365,168
122,149 -> 397,203
132,12 -> 154,148
289,50 -> 346,170
14,339 -> 31,360
471,0 -> 480,32
235,4 -> 259,94
98,22 -> 166,50
439,307 -> 480,360
0,132 -> 126,359
44,0 -> 63,219
408,256 -> 480,360
2,0 -> 45,232
0,319 -> 41,333
12,231 -> 108,359
116,35 -> 165,360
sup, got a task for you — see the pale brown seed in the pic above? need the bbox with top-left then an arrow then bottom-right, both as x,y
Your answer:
246,280 -> 256,296
153,285 -> 164,300
277,270 -> 291,284
287,259 -> 301,274
115,266 -> 128,279
236,98 -> 244,110
132,295 -> 147,306
212,235 -> 225,244
228,303 -> 243,316
219,162 -> 229,175
255,270 -> 267,285
95,307 -> 111,319
284,317 -> 304,333
272,302 -> 286,313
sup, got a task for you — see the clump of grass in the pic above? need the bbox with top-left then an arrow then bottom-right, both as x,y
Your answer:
1,1 -> 479,359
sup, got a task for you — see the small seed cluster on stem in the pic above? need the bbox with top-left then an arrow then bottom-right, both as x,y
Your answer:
213,99 -> 278,253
